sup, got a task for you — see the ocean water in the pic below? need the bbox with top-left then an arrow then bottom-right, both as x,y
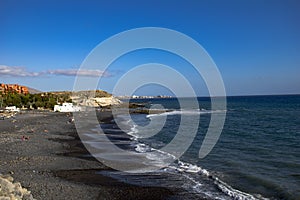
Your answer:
84,95 -> 300,200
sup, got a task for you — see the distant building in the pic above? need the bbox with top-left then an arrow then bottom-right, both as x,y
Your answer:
0,83 -> 29,94
5,106 -> 20,112
54,103 -> 81,112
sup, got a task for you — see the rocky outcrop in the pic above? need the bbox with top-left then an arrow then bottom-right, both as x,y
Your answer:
74,96 -> 122,107
0,175 -> 35,200
87,97 -> 122,107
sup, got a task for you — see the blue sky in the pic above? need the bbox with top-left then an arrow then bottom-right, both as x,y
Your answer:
0,0 -> 299,96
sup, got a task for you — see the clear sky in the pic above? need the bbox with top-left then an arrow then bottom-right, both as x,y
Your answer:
0,0 -> 299,96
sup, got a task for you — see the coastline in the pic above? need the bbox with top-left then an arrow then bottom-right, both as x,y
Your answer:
1,96 -> 297,199
0,111 -> 174,200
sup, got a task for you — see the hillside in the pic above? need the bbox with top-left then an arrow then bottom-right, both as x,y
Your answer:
27,87 -> 42,94
49,90 -> 112,98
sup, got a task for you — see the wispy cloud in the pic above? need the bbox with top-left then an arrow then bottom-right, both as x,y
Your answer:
0,65 -> 111,77
47,69 -> 110,77
0,65 -> 41,77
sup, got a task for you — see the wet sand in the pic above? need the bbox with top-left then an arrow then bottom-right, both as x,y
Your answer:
0,112 -> 174,200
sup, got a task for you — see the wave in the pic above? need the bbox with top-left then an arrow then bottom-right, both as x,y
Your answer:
175,160 -> 210,175
135,143 -> 151,153
132,140 -> 266,199
146,109 -> 226,119
168,159 -> 268,200
124,116 -> 267,200
127,124 -> 139,138
94,113 -> 266,200
214,178 -> 269,200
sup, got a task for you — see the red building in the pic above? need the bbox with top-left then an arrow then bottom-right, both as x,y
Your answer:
0,83 -> 29,94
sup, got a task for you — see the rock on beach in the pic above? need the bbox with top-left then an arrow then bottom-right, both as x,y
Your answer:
0,175 -> 35,200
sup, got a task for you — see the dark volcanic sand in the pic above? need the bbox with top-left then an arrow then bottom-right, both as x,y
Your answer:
0,112 -> 174,200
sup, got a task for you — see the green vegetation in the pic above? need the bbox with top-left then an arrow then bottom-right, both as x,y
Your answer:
0,92 -> 71,109
0,90 -> 112,110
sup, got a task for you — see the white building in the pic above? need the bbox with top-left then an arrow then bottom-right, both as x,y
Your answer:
54,103 -> 81,112
5,106 -> 20,112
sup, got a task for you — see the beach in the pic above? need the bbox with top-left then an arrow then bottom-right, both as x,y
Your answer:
1,95 -> 299,200
0,112 -> 174,200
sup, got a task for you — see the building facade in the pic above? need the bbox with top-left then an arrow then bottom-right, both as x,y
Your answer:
0,83 -> 29,94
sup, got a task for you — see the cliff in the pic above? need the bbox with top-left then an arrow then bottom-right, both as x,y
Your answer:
72,96 -> 122,107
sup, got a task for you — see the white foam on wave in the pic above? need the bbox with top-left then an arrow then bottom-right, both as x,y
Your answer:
131,139 -> 266,199
145,151 -> 174,168
165,161 -> 227,199
133,139 -> 179,169
146,109 -> 226,118
213,177 -> 269,200
166,160 -> 268,200
135,143 -> 177,168
127,124 -> 139,137
117,112 -> 266,200
176,160 -> 210,175
135,143 -> 151,153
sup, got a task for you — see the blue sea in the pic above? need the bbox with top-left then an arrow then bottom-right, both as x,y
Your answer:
84,95 -> 300,200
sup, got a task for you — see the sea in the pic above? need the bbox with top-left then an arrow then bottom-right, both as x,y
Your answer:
82,95 -> 300,200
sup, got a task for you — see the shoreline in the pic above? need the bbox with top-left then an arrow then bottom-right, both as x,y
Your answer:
0,111 -> 175,200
